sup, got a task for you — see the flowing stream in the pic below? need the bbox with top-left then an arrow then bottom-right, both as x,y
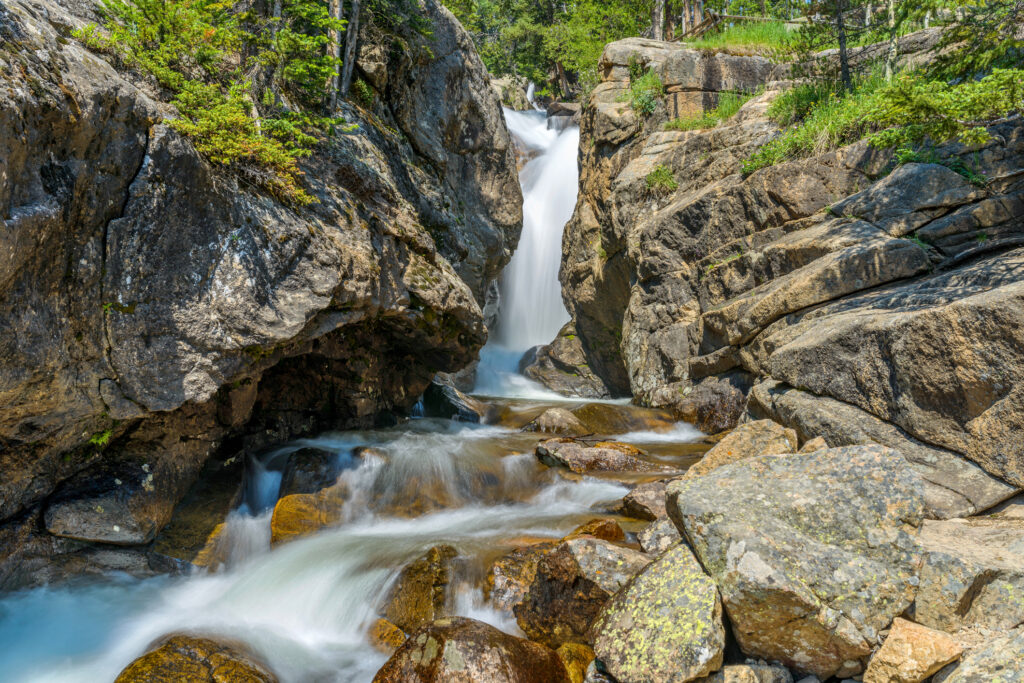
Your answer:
0,110 -> 702,683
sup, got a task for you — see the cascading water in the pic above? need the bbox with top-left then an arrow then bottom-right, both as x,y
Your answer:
0,109 -> 703,683
474,108 -> 579,397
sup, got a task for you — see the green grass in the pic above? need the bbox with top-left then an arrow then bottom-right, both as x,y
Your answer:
664,90 -> 755,131
681,20 -> 795,54
742,71 -> 886,175
645,164 -> 678,194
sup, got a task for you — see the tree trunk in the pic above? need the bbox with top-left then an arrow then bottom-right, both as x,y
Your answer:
884,0 -> 897,80
340,0 -> 361,99
758,0 -> 767,16
652,0 -> 665,40
924,9 -> 931,28
328,0 -> 344,112
836,0 -> 852,91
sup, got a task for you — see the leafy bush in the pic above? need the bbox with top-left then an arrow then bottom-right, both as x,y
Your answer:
645,164 -> 678,194
665,90 -> 754,131
618,61 -> 664,117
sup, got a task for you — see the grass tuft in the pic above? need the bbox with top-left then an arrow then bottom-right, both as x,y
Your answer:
665,90 -> 755,131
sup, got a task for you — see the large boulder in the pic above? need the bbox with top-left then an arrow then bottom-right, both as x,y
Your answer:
590,544 -> 725,683
520,322 -> 616,399
115,633 -> 277,683
667,446 -> 926,679
910,516 -> 1024,632
616,480 -> 669,520
485,541 -> 558,612
514,537 -> 651,649
372,617 -> 571,683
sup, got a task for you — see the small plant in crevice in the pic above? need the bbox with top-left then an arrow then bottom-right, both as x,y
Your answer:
645,164 -> 678,195
89,429 -> 113,449
618,56 -> 664,117
353,79 -> 375,109
664,90 -> 756,132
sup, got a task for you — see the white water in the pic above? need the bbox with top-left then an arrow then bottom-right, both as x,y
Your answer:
473,109 -> 579,398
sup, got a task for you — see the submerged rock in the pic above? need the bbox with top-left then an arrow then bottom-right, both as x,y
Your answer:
115,633 -> 278,683
911,516 -> 1024,632
668,445 -> 926,678
862,618 -> 961,683
536,439 -> 674,474
381,545 -> 458,633
372,616 -> 570,683
681,419 -> 797,480
514,537 -> 651,648
368,618 -> 408,655
590,543 -> 725,683
564,518 -> 626,543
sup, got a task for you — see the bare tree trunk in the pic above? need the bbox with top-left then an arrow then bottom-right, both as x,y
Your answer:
836,0 -> 852,91
556,62 -> 571,98
924,9 -> 931,28
652,0 -> 665,40
340,0 -> 361,99
884,0 -> 897,80
328,0 -> 344,112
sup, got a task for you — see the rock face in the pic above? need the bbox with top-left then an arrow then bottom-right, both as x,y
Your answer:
548,32 -> 1024,513
590,543 -> 725,683
514,537 -> 651,649
933,627 -> 1024,683
372,617 -> 571,683
862,618 -> 961,683
668,446 -> 926,679
115,633 -> 278,683
520,322 -> 615,398
911,516 -> 1024,632
0,0 -> 520,584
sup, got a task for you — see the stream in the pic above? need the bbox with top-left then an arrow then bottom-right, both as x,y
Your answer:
0,111 -> 704,683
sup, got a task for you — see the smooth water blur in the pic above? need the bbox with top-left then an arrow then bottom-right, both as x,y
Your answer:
0,416 -> 699,683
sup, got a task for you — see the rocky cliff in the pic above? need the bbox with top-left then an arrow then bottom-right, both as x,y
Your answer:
537,36 -> 1023,515
0,0 -> 520,587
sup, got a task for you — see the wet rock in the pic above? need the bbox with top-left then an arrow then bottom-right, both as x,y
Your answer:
911,516 -> 1024,632
514,537 -> 651,648
422,379 -> 492,423
485,541 -> 558,612
681,419 -> 797,480
617,480 -> 668,520
278,448 -> 339,497
536,439 -> 675,474
668,446 -> 926,679
568,403 -> 676,435
269,481 -> 349,545
114,633 -> 278,683
932,627 -> 1024,682
520,323 -> 615,399
637,517 -> 681,555
694,664 -> 794,683
862,618 -> 961,683
591,543 -> 725,682
372,616 -> 571,683
149,454 -> 244,569
584,660 -> 616,683
523,408 -> 590,436
556,642 -> 596,683
564,518 -> 626,543
747,380 -> 1019,519
381,545 -> 458,634
369,618 -> 408,654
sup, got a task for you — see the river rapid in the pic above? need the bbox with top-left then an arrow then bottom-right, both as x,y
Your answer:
0,110 -> 705,683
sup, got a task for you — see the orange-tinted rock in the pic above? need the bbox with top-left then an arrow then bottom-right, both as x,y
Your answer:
536,439 -> 675,474
556,642 -> 595,683
563,518 -> 625,543
269,480 -> 348,545
368,618 -> 407,655
682,419 -> 797,480
863,618 -> 962,683
372,617 -> 570,683
114,633 -> 277,683
381,545 -> 458,633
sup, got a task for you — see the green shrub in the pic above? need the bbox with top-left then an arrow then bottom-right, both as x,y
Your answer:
665,91 -> 754,131
618,60 -> 664,117
645,164 -> 678,194
353,78 -> 375,108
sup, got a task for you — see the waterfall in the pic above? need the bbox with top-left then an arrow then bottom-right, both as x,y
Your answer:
474,108 -> 579,397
